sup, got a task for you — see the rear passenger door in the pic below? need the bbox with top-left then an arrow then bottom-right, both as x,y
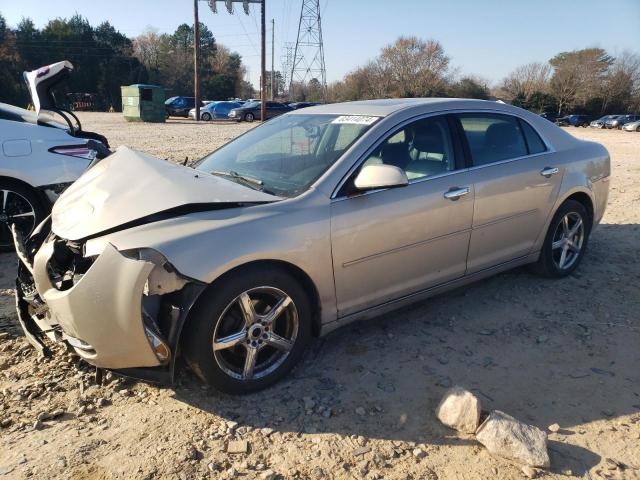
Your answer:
456,113 -> 563,273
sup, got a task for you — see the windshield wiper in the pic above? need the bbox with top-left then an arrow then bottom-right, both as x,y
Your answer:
210,170 -> 265,191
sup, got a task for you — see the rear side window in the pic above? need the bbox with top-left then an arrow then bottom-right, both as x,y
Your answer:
519,119 -> 547,154
457,113 -> 528,166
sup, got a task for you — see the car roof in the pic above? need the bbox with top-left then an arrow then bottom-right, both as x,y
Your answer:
288,98 -> 513,117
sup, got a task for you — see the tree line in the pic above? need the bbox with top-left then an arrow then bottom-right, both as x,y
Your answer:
313,36 -> 639,116
2,14 -> 638,116
0,13 -> 250,110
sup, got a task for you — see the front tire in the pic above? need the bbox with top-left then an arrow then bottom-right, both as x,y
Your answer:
532,200 -> 591,278
0,180 -> 47,253
182,265 -> 312,394
201,112 -> 212,121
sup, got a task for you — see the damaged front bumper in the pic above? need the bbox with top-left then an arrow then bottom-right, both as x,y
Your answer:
14,221 -> 205,382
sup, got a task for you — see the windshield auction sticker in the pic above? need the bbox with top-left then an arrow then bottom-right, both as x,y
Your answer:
332,115 -> 379,125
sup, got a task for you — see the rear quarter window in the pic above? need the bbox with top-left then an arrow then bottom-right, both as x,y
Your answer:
519,119 -> 547,155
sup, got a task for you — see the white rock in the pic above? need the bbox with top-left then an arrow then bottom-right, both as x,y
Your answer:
547,423 -> 560,433
259,469 -> 277,480
412,448 -> 427,459
475,410 -> 550,468
435,386 -> 481,434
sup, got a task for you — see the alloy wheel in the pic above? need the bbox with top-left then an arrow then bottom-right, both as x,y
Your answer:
551,212 -> 585,271
212,286 -> 298,381
0,189 -> 36,249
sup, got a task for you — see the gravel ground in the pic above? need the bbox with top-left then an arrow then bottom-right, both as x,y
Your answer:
1,115 -> 639,480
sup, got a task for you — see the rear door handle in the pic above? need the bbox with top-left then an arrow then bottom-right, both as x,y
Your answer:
540,167 -> 559,178
444,186 -> 470,201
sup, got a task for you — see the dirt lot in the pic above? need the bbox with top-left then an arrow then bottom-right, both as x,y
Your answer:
1,114 -> 639,480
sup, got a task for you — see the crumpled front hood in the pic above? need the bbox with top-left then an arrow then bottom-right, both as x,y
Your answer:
52,146 -> 279,241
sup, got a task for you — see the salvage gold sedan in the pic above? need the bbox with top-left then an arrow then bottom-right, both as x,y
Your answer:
15,99 -> 610,393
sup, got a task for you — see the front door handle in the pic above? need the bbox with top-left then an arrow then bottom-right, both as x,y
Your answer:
540,167 -> 559,178
444,186 -> 470,201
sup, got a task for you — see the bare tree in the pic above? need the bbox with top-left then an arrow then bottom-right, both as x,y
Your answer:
377,36 -> 450,97
601,51 -> 640,113
500,62 -> 551,101
132,28 -> 163,72
549,48 -> 612,114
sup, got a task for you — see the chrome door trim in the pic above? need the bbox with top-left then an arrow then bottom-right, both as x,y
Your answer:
330,108 -> 556,201
472,208 -> 538,230
322,252 -> 539,334
342,227 -> 472,268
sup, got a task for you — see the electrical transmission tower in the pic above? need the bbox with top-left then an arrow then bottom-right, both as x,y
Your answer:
290,0 -> 326,99
281,42 -> 295,96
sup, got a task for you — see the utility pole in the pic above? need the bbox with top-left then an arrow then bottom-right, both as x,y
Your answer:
271,18 -> 275,100
206,0 -> 265,119
193,0 -> 201,121
260,0 -> 266,121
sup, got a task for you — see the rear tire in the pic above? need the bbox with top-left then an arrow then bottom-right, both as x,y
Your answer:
182,265 -> 312,394
0,180 -> 47,253
531,200 -> 591,278
244,113 -> 255,122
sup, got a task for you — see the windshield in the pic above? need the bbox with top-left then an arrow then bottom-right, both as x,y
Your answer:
195,113 -> 379,197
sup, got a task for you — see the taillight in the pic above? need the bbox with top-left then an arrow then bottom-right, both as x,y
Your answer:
50,145 -> 97,161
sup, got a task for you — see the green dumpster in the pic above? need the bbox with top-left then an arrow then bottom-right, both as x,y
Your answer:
121,84 -> 165,123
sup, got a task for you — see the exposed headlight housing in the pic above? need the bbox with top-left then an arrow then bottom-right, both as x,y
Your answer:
144,326 -> 171,363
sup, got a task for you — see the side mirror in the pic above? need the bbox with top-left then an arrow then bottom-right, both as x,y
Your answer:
354,164 -> 409,191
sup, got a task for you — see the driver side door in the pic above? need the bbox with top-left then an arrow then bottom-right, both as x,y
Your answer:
330,115 -> 475,317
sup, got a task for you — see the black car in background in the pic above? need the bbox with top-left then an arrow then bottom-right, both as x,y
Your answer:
288,102 -> 321,110
556,114 -> 594,127
539,111 -> 560,123
165,96 -> 202,118
228,101 -> 293,122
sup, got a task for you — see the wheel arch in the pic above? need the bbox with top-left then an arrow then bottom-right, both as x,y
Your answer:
0,175 -> 50,209
532,187 -> 595,255
180,259 -> 323,342
564,191 -> 594,227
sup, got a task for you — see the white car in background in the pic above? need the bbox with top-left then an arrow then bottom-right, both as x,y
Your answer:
622,120 -> 640,132
0,61 -> 109,251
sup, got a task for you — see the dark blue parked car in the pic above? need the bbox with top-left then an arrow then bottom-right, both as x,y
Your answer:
188,101 -> 243,120
165,96 -> 201,118
556,114 -> 595,127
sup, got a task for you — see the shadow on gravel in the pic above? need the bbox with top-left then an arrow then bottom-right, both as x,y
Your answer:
173,223 -> 638,475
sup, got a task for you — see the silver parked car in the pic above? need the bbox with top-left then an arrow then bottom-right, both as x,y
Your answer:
622,120 -> 640,132
15,99 -> 610,393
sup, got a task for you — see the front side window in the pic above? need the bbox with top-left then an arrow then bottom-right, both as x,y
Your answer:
457,113 -> 528,166
196,114 -> 378,197
361,115 -> 456,181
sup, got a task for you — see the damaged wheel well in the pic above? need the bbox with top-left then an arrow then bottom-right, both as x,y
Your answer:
181,260 -> 322,339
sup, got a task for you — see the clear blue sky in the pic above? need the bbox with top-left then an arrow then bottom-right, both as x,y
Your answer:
1,0 -> 639,88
